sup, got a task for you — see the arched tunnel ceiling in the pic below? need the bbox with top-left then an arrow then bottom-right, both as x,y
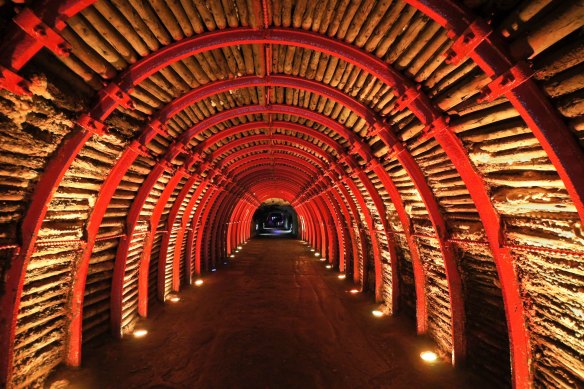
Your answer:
0,1 -> 583,388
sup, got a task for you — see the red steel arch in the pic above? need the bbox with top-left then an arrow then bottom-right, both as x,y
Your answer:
0,12 -> 568,384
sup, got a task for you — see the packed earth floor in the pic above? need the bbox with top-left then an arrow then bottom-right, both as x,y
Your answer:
47,237 -> 481,389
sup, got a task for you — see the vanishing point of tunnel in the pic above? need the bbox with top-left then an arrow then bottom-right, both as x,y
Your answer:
0,0 -> 583,388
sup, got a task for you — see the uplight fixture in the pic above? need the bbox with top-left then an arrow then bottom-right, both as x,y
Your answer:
372,310 -> 384,318
420,351 -> 438,363
133,329 -> 148,338
194,279 -> 204,286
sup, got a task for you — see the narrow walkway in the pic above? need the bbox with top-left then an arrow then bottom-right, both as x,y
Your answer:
49,238 -> 477,388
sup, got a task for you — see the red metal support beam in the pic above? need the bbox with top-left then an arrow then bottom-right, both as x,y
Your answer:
194,186 -> 223,274
405,0 -> 584,230
1,109 -> 125,381
329,183 -> 361,274
206,191 -> 233,270
111,162 -> 185,337
316,180 -> 349,271
217,189 -> 247,263
157,174 -> 202,298
2,20 -> 558,384
308,199 -> 327,256
170,179 -> 209,292
208,187 -> 244,269
220,192 -> 250,262
227,200 -> 247,255
188,187 -> 216,276
199,190 -> 224,272
316,193 -> 338,264
300,202 -> 320,253
33,64 -> 416,370
140,90 -> 460,351
400,3 -> 576,380
112,34 -> 562,380
126,72 -> 462,353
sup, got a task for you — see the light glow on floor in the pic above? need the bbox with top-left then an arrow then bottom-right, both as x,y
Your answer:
194,279 -> 204,286
372,310 -> 384,318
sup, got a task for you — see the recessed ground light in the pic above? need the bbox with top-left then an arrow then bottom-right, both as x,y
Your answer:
420,351 -> 438,363
338,274 -> 346,280
212,268 -> 217,272
169,296 -> 180,303
237,246 -> 242,250
349,289 -> 359,294
372,310 -> 384,317
310,248 -> 315,252
325,265 -> 332,269
133,329 -> 148,338
319,258 -> 326,262
314,252 -> 320,257
194,279 -> 204,286
230,254 -> 235,258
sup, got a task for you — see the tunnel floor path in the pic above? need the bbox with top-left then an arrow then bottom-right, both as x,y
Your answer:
48,237 -> 478,389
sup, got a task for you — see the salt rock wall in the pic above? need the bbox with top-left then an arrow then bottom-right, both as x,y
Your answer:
0,1 -> 583,388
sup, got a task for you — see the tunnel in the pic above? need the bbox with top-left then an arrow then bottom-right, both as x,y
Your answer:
0,0 -> 583,388
252,200 -> 297,236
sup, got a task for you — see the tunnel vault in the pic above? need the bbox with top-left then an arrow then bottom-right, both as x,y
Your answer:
0,1 -> 583,388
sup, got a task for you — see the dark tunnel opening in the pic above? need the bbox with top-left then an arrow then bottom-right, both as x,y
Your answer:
251,200 -> 298,238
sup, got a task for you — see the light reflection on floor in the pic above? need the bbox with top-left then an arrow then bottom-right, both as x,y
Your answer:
258,228 -> 294,237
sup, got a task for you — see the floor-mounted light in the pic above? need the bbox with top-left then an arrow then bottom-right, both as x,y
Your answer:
349,289 -> 359,294
319,257 -> 326,262
372,310 -> 384,318
230,254 -> 235,258
169,296 -> 180,303
420,351 -> 438,363
338,274 -> 346,280
237,246 -> 242,250
194,279 -> 204,286
310,248 -> 315,252
314,252 -> 320,257
325,265 -> 332,269
133,329 -> 148,338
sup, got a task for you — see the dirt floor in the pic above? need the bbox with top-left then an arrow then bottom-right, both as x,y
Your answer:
47,237 -> 481,389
